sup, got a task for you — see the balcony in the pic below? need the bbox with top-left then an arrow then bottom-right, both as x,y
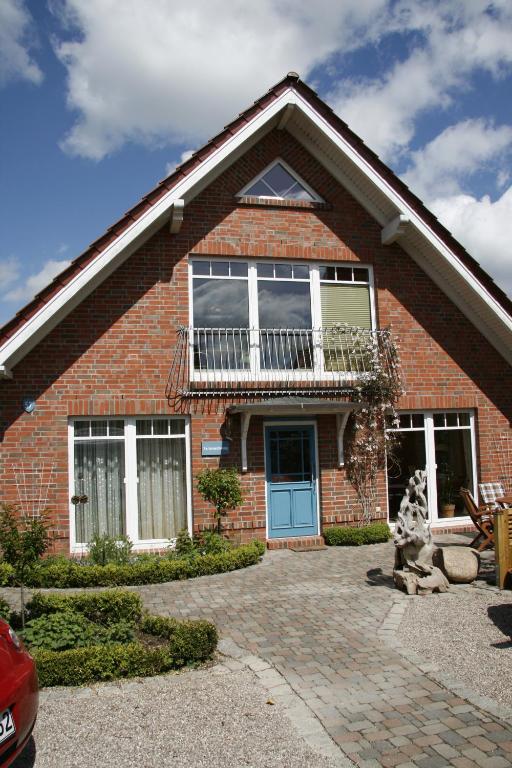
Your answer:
168,325 -> 399,403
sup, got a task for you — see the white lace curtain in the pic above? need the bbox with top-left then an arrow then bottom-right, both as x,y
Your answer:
137,438 -> 187,540
74,440 -> 125,543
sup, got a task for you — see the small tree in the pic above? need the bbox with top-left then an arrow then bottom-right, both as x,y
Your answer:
0,504 -> 51,626
196,468 -> 243,535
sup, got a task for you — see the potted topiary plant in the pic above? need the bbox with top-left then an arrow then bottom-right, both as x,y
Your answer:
196,467 -> 243,535
439,466 -> 456,517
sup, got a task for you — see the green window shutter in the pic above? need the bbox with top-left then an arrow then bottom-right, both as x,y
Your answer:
320,284 -> 371,329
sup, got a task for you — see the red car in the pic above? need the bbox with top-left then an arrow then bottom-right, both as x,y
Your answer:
0,619 -> 38,767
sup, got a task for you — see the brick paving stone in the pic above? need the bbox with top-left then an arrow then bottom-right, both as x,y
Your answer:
459,726 -> 488,738
132,543 -> 512,768
470,735 -> 501,752
481,758 -> 512,768
432,742 -> 461,759
420,723 -> 449,735
414,735 -> 443,748
441,729 -> 466,746
416,756 -> 455,768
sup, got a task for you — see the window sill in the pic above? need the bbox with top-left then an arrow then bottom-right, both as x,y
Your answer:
237,195 -> 331,211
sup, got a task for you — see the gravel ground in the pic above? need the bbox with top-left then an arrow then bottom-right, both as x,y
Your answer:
12,667 -> 339,768
398,584 -> 512,708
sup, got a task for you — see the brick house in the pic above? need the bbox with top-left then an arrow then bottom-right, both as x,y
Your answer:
1,73 -> 511,553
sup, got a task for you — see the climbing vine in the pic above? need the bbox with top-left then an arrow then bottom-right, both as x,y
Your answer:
345,328 -> 403,525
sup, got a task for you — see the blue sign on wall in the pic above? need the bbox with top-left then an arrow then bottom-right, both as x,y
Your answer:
201,440 -> 231,457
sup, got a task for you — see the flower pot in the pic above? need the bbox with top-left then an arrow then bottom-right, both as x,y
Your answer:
440,503 -> 456,518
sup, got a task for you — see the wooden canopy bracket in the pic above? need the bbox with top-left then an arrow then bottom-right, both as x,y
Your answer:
169,199 -> 185,234
336,411 -> 351,467
240,412 -> 251,473
381,214 -> 410,245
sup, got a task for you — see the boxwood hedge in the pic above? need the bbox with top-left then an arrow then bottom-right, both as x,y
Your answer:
24,590 -> 218,687
26,590 -> 143,624
323,522 -> 391,546
0,540 -> 265,589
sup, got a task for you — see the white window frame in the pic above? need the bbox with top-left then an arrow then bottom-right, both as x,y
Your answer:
68,416 -> 192,554
386,409 -> 477,527
188,257 -> 376,383
236,157 -> 324,202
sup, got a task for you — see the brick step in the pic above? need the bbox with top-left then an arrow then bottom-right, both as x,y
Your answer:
267,535 -> 326,551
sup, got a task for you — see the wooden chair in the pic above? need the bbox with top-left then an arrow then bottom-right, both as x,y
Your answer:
459,487 -> 494,552
494,508 -> 512,589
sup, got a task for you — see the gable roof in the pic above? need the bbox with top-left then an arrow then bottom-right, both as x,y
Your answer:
1,72 -> 512,376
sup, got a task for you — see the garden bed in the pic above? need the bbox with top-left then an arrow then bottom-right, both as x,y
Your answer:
7,590 -> 218,687
0,538 -> 265,589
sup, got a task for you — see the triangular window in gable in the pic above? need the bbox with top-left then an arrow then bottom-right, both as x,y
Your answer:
238,159 -> 322,202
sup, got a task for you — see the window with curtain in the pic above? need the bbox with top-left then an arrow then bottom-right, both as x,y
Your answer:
72,417 -> 189,547
73,420 -> 126,544
136,419 -> 187,540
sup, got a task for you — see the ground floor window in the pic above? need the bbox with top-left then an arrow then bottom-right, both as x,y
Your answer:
70,417 -> 189,549
387,411 -> 476,523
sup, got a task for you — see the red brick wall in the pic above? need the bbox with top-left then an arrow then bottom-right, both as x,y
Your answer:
1,128 -> 511,551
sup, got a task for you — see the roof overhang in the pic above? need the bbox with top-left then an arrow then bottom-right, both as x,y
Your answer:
1,81 -> 512,374
284,97 -> 512,366
228,399 -> 358,471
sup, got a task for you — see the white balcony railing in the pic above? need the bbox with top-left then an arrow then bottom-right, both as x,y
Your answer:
168,325 -> 399,401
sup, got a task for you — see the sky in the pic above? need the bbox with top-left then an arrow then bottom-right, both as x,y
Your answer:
1,0 -> 512,327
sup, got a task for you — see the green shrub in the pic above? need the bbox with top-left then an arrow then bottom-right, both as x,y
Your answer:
33,615 -> 218,686
173,529 -> 232,558
21,607 -> 136,652
0,562 -> 15,586
174,529 -> 196,558
34,643 -> 175,687
0,597 -> 11,622
324,522 -> 391,546
195,530 -> 232,555
24,540 -> 264,588
21,611 -> 103,651
26,589 -> 143,625
88,533 -> 133,566
141,614 -> 218,663
102,620 -> 136,644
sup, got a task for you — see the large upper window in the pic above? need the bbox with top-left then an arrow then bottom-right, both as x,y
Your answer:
238,159 -> 321,202
190,259 -> 374,375
71,417 -> 189,550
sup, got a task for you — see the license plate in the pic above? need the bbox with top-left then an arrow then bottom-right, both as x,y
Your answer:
0,709 -> 16,746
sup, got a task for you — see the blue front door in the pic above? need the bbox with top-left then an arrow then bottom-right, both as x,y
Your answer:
265,425 -> 318,538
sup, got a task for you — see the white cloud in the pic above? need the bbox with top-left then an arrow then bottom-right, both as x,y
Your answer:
4,259 -> 71,305
0,0 -> 43,86
51,0 -> 390,160
0,255 -> 20,289
331,1 -> 512,160
165,149 -> 195,177
430,188 -> 512,299
402,119 -> 512,201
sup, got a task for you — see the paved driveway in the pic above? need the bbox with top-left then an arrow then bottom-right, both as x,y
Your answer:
136,543 -> 512,768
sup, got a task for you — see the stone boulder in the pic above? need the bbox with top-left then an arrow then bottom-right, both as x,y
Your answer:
433,546 -> 480,584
